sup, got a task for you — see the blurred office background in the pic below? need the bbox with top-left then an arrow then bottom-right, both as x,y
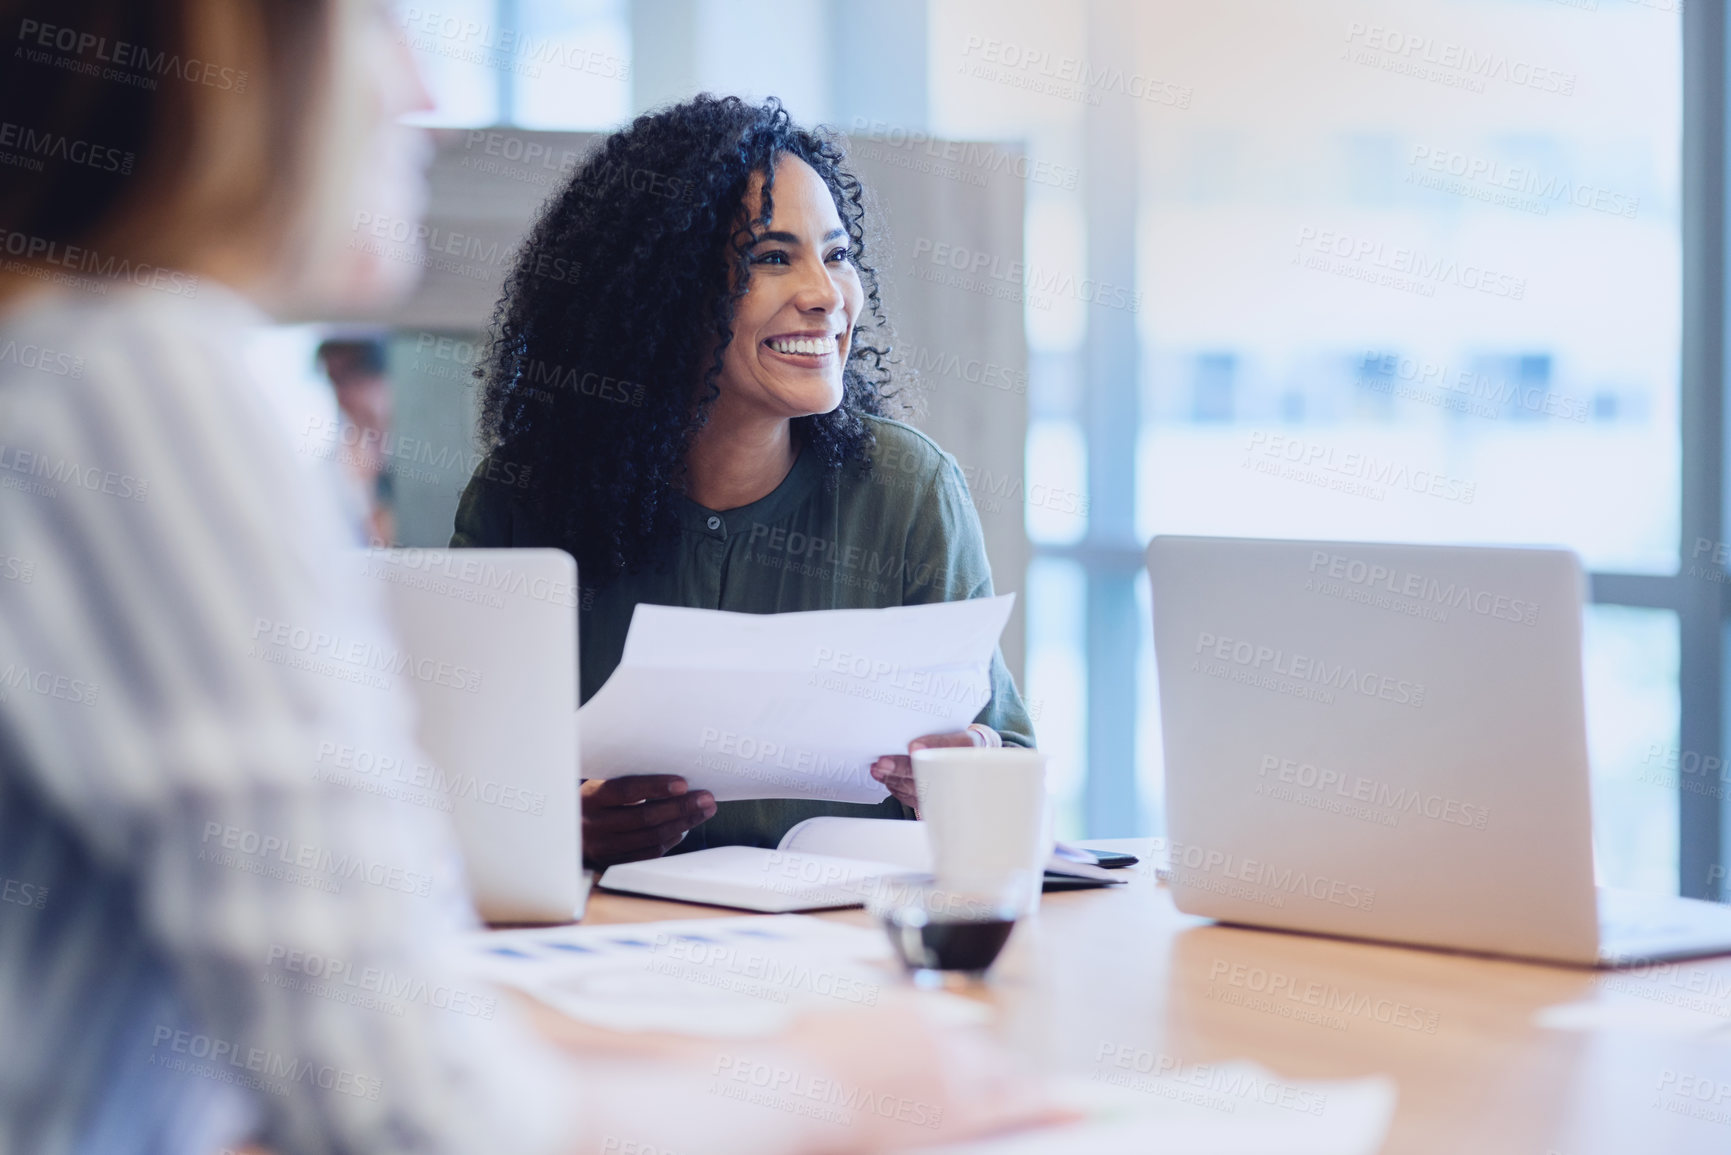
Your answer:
272,0 -> 1723,899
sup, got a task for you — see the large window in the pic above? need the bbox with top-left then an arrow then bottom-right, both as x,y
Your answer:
930,0 -> 1691,897
1130,0 -> 1683,893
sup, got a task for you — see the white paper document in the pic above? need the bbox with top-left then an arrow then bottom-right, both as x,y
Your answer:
579,595 -> 1015,802
928,1069 -> 1397,1155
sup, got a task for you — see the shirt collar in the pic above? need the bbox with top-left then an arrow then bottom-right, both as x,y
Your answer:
677,439 -> 822,540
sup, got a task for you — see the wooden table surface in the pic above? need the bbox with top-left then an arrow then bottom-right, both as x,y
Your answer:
581,840 -> 1731,1155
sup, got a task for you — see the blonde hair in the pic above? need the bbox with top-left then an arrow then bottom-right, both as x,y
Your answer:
0,0 -> 334,289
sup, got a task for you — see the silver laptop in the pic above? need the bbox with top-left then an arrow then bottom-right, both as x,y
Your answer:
361,548 -> 582,924
1147,535 -> 1731,968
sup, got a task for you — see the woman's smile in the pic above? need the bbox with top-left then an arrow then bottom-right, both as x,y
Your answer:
762,329 -> 845,366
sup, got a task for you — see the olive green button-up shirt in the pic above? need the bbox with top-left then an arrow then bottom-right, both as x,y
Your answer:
450,414 -> 1035,851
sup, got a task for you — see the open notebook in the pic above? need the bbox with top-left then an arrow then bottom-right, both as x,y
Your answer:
596,817 -> 1126,912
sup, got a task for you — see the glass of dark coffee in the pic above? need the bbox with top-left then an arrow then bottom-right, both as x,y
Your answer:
867,872 -> 1028,988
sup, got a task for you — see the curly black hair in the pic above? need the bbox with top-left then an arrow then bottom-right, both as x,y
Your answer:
475,94 -> 897,580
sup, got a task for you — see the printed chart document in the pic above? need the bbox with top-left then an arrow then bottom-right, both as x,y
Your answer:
461,915 -> 908,1037
580,595 -> 1015,802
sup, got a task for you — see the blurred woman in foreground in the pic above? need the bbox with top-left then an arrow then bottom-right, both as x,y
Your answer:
0,1 -> 1046,1152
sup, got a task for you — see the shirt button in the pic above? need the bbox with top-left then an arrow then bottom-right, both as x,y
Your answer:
706,515 -> 722,531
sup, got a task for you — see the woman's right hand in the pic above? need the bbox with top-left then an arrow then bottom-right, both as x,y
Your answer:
580,775 -> 716,868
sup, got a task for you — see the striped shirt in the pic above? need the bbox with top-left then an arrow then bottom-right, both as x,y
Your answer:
0,282 -> 575,1155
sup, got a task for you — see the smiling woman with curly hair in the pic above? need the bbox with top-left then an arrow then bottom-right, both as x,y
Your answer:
452,94 -> 1034,868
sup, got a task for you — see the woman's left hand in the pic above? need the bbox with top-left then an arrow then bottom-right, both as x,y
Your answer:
870,729 -> 983,813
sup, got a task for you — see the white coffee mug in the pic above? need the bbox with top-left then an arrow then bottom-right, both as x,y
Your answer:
912,746 -> 1051,913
